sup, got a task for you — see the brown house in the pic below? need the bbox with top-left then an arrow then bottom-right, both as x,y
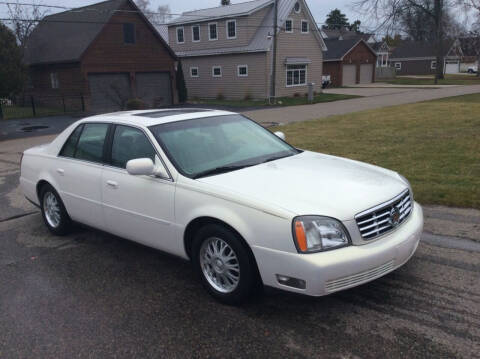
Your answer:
24,0 -> 178,113
322,38 -> 377,87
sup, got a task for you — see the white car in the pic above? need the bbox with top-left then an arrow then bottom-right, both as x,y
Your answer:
20,109 -> 423,304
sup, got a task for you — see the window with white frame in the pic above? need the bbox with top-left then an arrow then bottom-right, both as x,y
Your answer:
212,66 -> 222,77
237,65 -> 248,77
190,67 -> 199,77
294,1 -> 301,13
394,62 -> 401,70
50,72 -> 59,89
176,27 -> 184,43
285,19 -> 293,32
431,60 -> 437,69
192,25 -> 200,42
209,23 -> 218,40
226,20 -> 236,39
286,64 -> 306,87
301,20 -> 309,33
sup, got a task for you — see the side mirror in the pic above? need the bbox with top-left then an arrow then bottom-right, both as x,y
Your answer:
274,131 -> 286,141
126,158 -> 155,176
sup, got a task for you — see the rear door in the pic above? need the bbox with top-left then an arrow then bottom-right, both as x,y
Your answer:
136,72 -> 172,108
56,122 -> 109,229
359,64 -> 374,84
101,124 -> 179,254
88,73 -> 131,113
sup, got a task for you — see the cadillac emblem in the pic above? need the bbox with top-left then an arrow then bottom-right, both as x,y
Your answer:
389,207 -> 401,227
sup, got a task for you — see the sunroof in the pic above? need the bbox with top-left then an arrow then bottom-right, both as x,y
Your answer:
135,109 -> 211,118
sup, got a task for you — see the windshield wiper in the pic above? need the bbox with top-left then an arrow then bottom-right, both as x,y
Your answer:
192,164 -> 252,179
260,153 -> 295,164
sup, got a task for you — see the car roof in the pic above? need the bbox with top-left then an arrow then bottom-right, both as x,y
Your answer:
79,108 -> 237,127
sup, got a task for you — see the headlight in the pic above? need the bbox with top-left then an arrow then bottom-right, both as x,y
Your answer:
292,216 -> 350,253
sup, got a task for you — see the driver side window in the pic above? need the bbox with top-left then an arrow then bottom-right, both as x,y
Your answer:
111,125 -> 156,169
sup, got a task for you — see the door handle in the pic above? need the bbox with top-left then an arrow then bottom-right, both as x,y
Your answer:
106,180 -> 118,189
57,168 -> 64,176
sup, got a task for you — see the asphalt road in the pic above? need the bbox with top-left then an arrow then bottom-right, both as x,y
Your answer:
1,136 -> 479,358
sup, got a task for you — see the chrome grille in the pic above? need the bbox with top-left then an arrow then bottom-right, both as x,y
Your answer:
355,189 -> 412,240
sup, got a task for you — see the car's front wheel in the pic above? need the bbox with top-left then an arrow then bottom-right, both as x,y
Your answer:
40,184 -> 71,236
192,224 -> 259,305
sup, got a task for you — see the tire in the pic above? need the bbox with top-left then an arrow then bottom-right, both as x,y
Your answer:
39,184 -> 71,236
192,224 -> 259,305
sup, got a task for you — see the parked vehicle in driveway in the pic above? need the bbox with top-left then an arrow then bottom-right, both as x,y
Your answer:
20,109 -> 423,304
467,65 -> 478,73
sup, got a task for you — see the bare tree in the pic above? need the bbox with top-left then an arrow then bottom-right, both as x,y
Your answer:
354,0 -> 454,81
134,0 -> 171,25
457,0 -> 480,75
6,0 -> 49,50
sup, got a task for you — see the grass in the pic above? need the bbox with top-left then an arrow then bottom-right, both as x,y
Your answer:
386,74 -> 480,86
272,93 -> 480,209
1,105 -> 81,120
189,93 -> 360,108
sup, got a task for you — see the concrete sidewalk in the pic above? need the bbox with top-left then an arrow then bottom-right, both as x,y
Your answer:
244,84 -> 480,125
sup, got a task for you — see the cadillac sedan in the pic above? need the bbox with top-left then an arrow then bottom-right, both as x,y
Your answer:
20,109 -> 423,304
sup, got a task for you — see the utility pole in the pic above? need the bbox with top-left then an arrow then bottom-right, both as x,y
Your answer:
270,0 -> 278,103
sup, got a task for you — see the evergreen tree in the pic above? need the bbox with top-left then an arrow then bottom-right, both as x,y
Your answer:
176,61 -> 188,103
0,23 -> 24,97
324,9 -> 349,30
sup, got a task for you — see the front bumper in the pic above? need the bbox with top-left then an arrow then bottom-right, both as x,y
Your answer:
252,202 -> 423,296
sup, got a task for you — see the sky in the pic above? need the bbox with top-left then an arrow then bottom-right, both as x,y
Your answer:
0,0 -> 370,30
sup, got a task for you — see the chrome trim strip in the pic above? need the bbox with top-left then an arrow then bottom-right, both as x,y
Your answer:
355,188 -> 410,219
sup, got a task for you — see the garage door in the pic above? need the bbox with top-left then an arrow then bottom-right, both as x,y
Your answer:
445,62 -> 459,74
88,73 -> 131,113
360,64 -> 374,84
342,65 -> 356,86
136,72 -> 172,108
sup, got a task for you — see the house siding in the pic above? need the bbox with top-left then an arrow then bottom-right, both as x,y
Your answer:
391,59 -> 437,75
82,2 -> 177,102
271,3 -> 323,97
168,6 -> 271,53
181,52 -> 268,100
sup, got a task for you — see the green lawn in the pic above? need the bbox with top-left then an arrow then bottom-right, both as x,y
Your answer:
1,105 -> 81,120
386,74 -> 480,86
272,93 -> 480,209
189,93 -> 360,108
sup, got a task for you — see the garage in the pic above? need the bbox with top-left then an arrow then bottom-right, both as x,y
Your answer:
136,72 -> 172,108
359,64 -> 374,84
445,61 -> 460,74
342,65 -> 356,86
88,73 -> 131,113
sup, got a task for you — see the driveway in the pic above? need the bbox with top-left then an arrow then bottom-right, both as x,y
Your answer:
1,136 -> 479,358
244,84 -> 480,125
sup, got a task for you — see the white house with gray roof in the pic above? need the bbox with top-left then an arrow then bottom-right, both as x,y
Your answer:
167,0 -> 326,100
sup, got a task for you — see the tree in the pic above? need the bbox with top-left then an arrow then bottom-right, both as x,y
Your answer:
6,0 -> 49,50
382,33 -> 403,46
0,23 -> 24,97
134,0 -> 172,25
324,9 -> 350,29
221,0 -> 231,5
354,0 -> 454,81
349,20 -> 363,32
176,61 -> 188,103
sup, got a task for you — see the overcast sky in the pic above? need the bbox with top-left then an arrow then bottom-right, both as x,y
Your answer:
0,0 -> 371,30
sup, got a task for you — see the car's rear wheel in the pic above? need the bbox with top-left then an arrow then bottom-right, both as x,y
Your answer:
40,184 -> 71,235
192,224 -> 259,305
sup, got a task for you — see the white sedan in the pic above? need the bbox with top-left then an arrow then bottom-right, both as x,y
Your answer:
20,109 -> 423,304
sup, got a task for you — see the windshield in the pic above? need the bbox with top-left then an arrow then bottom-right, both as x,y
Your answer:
149,115 -> 299,178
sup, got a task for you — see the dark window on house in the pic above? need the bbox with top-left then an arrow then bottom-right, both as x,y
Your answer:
177,27 -> 184,43
285,19 -> 292,32
286,65 -> 307,86
123,23 -> 135,44
294,1 -> 301,12
212,66 -> 222,77
301,20 -> 308,33
237,65 -> 248,77
209,23 -> 217,40
227,20 -> 236,39
192,25 -> 200,41
190,67 -> 199,77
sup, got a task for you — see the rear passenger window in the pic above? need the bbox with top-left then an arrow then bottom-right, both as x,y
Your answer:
111,125 -> 156,168
74,123 -> 109,163
60,124 -> 83,158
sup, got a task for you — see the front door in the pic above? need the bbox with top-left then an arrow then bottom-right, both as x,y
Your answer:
101,125 -> 179,254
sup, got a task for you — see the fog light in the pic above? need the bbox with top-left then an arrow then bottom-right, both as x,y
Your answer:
276,274 -> 306,289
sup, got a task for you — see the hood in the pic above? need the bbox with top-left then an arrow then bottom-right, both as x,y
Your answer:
198,151 -> 408,221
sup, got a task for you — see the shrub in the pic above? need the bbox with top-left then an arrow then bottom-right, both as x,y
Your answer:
126,98 -> 146,110
244,92 -> 252,101
216,92 -> 225,100
293,92 -> 300,97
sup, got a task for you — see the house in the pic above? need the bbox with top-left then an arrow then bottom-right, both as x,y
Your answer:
167,0 -> 326,100
458,37 -> 479,72
24,0 -> 178,113
371,41 -> 390,68
389,40 -> 463,75
322,38 -> 377,86
321,27 -> 376,44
